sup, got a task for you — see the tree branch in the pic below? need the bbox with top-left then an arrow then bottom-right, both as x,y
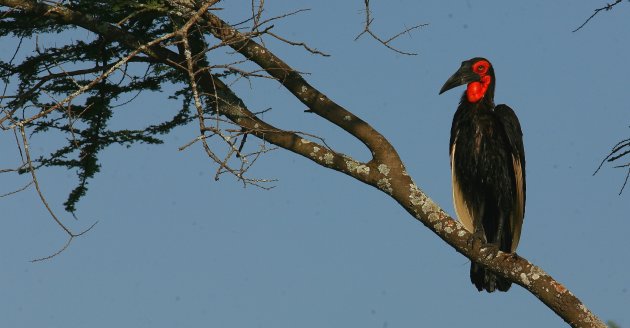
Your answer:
573,0 -> 625,32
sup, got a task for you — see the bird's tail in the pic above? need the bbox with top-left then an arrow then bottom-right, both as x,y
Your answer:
470,262 -> 511,292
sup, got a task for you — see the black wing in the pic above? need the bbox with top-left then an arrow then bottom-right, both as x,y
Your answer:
494,104 -> 526,251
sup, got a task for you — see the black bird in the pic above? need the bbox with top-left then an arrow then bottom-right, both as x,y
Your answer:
439,57 -> 526,292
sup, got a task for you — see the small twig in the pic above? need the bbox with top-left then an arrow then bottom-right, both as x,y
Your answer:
177,11 -> 276,188
31,236 -> 73,262
573,0 -> 624,32
254,8 -> 310,28
611,157 -> 630,195
18,123 -> 71,236
594,135 -> 630,194
0,181 -> 33,197
619,167 -> 630,195
354,0 -> 427,56
214,142 -> 239,181
234,107 -> 271,158
594,137 -> 630,174
267,31 -> 330,57
249,0 -> 267,48
31,221 -> 98,263
0,36 -> 23,107
253,107 -> 272,116
238,143 -> 278,180
250,0 -> 264,28
116,7 -> 153,27
236,130 -> 248,157
13,127 -> 24,162
16,123 -> 97,261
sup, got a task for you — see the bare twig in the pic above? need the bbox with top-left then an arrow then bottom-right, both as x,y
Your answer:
594,136 -> 630,194
253,8 -> 310,29
174,2 -> 276,188
354,0 -> 427,56
16,123 -> 98,261
616,164 -> 630,194
573,0 -> 624,32
231,6 -> 329,57
0,36 -> 23,107
267,31 -> 330,56
31,221 -> 98,262
17,124 -> 72,235
0,181 -> 33,197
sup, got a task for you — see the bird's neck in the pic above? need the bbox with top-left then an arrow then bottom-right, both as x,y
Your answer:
460,92 -> 495,110
465,75 -> 493,104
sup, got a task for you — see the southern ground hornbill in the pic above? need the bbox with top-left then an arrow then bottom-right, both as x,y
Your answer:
439,57 -> 526,292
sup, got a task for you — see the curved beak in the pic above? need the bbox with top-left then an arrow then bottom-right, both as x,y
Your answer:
439,62 -> 480,94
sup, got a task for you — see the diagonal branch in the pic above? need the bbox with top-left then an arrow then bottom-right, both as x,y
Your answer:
199,9 -> 400,166
573,0 -> 624,32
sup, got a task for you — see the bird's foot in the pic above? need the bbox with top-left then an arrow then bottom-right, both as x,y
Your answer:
466,230 -> 486,251
505,252 -> 520,262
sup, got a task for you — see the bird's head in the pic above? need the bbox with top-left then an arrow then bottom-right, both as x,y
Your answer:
439,57 -> 495,104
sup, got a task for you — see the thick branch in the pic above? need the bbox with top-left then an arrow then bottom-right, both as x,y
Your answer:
199,9 -> 400,164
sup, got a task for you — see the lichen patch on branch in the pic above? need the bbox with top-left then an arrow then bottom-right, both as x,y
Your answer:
345,157 -> 370,175
377,163 -> 390,176
377,177 -> 393,194
323,153 -> 334,165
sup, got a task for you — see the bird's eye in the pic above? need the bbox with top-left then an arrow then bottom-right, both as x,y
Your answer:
472,60 -> 490,74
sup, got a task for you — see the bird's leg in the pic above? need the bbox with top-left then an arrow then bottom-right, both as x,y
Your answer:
467,229 -> 486,252
505,252 -> 520,261
467,204 -> 488,251
486,212 -> 506,262
495,210 -> 517,261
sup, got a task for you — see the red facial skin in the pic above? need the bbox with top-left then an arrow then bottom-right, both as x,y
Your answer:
466,60 -> 492,103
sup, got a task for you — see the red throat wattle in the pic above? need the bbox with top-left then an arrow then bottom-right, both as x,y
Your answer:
466,60 -> 492,103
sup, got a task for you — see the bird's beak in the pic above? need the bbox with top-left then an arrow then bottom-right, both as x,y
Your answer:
439,63 -> 480,94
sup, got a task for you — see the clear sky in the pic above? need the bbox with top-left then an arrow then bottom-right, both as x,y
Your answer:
1,1 -> 629,327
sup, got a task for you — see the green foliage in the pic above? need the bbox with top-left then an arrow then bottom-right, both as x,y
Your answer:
607,320 -> 622,328
0,1 -> 199,212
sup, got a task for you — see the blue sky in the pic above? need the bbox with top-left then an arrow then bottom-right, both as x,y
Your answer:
1,1 -> 629,327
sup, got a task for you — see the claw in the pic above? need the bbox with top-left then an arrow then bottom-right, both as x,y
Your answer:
506,252 -> 519,261
467,230 -> 486,251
